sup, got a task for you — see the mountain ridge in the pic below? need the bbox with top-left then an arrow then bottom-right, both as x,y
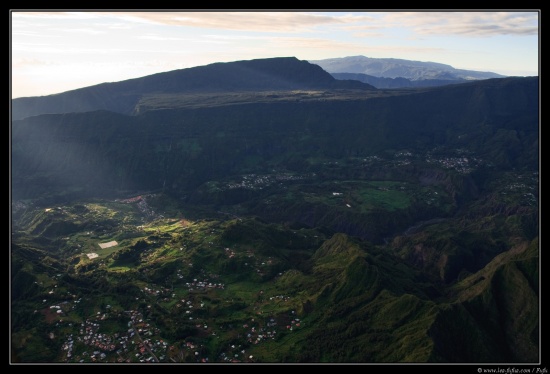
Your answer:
331,72 -> 471,89
11,57 -> 375,121
310,55 -> 507,81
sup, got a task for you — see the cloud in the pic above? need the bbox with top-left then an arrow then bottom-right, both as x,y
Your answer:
11,31 -> 61,38
203,34 -> 271,40
12,57 -> 57,68
102,23 -> 133,30
80,11 -> 375,33
11,11 -> 100,20
382,11 -> 539,37
10,10 -> 539,98
351,32 -> 388,38
13,45 -> 111,55
12,44 -> 187,56
270,37 -> 364,50
139,35 -> 192,41
13,11 -> 537,38
267,36 -> 447,59
49,27 -> 105,35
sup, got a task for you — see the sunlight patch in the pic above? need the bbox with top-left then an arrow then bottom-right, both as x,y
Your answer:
98,241 -> 118,249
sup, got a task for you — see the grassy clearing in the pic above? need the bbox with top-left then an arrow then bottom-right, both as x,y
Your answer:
356,184 -> 411,212
108,266 -> 133,273
296,180 -> 412,212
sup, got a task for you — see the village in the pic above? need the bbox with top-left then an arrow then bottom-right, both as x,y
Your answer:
46,272 -> 302,363
503,171 -> 539,206
426,155 -> 476,174
210,172 -> 314,192
40,238 -> 301,363
12,142 -> 538,364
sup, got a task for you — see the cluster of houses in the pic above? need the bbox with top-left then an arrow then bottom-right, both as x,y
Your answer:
170,275 -> 226,292
502,182 -> 537,206
184,279 -> 225,292
59,310 -> 169,363
353,149 -> 485,175
217,172 -> 311,191
218,343 -> 252,363
427,156 -> 475,174
48,267 -> 302,363
522,192 -> 537,206
43,215 -> 306,363
395,151 -> 413,158
115,193 -> 161,221
361,155 -> 383,164
142,285 -> 171,297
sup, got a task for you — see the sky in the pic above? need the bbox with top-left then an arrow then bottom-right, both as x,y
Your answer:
10,10 -> 540,98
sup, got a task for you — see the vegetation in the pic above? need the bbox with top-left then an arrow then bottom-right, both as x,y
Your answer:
10,59 -> 539,363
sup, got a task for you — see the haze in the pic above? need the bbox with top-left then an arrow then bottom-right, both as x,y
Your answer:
10,10 -> 539,98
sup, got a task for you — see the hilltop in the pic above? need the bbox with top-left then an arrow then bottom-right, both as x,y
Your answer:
11,57 -> 375,121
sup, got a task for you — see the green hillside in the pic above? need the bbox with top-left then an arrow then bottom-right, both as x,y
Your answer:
11,58 -> 539,363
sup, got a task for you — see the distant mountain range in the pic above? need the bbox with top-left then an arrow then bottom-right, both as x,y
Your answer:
330,72 -> 471,89
310,56 -> 508,89
12,56 -> 517,119
310,55 -> 505,80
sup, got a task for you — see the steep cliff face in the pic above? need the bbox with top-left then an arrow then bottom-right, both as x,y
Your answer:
12,77 -> 538,200
428,239 -> 539,362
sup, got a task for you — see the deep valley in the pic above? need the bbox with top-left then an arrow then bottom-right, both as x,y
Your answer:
11,57 -> 539,364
